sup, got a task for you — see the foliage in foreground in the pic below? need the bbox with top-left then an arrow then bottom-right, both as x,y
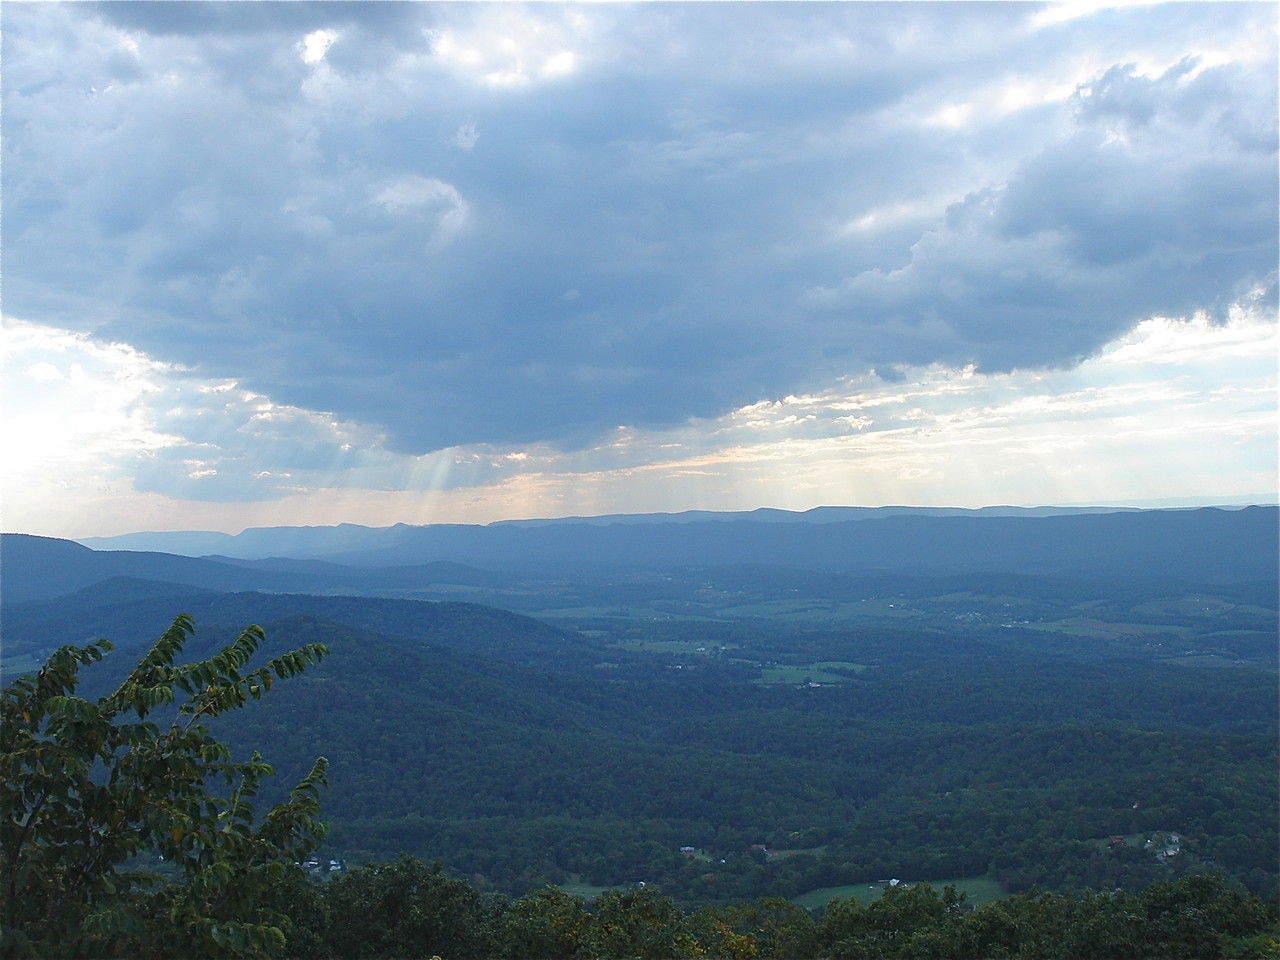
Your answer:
1,616 -> 328,959
285,856 -> 1276,960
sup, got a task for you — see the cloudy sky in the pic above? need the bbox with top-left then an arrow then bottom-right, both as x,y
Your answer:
3,1 -> 1276,538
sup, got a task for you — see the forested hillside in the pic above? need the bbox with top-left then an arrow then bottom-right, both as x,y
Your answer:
7,605 -> 1276,959
3,523 -> 1275,914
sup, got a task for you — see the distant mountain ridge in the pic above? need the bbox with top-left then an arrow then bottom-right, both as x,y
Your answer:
0,535 -> 510,605
311,507 -> 1275,580
0,534 -> 310,603
3,516 -> 1276,902
3,506 -> 1275,605
489,504 -> 1144,527
2,584 -> 589,673
69,502 -> 1261,560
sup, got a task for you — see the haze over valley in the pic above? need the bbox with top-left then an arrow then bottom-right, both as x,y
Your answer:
3,504 -> 1276,911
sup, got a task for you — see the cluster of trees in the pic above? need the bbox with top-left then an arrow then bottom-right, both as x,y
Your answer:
4,619 -> 1277,959
192,612 -> 1273,903
18,598 -> 1272,906
1,617 -> 329,958
282,856 -> 1278,960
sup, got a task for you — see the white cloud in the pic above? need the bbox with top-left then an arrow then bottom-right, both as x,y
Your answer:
300,29 -> 338,65
449,121 -> 480,151
541,51 -> 576,78
370,176 -> 470,241
430,7 -> 584,88
26,361 -> 64,383
1095,300 -> 1277,368
1031,1 -> 1162,30
6,3 -> 1271,454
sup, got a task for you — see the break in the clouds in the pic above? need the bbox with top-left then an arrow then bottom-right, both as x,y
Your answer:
4,296 -> 1276,538
4,1 -> 1275,457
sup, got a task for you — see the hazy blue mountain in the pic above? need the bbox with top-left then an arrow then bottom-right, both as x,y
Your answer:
0,534 -> 307,603
74,504 -> 1162,558
18,508 -> 1280,599
1,576 -> 220,629
204,555 -> 518,590
0,535 -> 518,605
309,506 -> 1279,582
75,522 -> 409,559
0,585 -> 600,674
488,504 -> 1144,528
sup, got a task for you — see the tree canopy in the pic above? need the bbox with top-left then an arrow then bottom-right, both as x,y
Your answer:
2,612 -> 1276,959
1,615 -> 328,959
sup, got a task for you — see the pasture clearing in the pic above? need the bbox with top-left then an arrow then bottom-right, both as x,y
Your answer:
793,876 -> 1005,911
756,662 -> 867,684
1019,617 -> 1191,640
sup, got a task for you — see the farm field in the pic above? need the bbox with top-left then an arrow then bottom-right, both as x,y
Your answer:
1018,617 -> 1192,639
558,877 -> 623,900
792,876 -> 1007,911
756,662 -> 868,684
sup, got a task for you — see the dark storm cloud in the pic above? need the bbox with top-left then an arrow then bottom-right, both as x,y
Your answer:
3,2 -> 1275,454
89,1 -> 423,39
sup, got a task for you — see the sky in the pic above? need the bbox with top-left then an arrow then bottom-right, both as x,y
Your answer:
2,0 -> 1276,539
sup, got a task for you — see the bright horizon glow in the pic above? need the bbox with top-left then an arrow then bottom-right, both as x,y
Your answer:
4,304 -> 1275,540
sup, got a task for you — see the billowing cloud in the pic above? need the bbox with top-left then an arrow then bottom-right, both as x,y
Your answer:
806,56 -> 1277,374
2,1 -> 1275,461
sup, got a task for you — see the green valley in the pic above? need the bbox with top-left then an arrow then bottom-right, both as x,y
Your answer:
2,515 -> 1276,957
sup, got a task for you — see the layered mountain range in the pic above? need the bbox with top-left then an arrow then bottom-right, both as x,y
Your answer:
2,504 -> 1276,904
3,505 -> 1268,602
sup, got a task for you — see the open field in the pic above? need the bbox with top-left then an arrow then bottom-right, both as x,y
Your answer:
1018,617 -> 1192,639
719,598 -> 926,621
1157,654 -> 1256,669
534,605 -> 711,620
757,662 -> 867,684
558,877 -> 626,899
793,876 -> 1006,911
608,638 -> 740,655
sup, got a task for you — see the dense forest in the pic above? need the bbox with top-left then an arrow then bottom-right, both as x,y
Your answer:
248,856 -> 1280,959
3,618 -> 1276,959
2,514 -> 1277,957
